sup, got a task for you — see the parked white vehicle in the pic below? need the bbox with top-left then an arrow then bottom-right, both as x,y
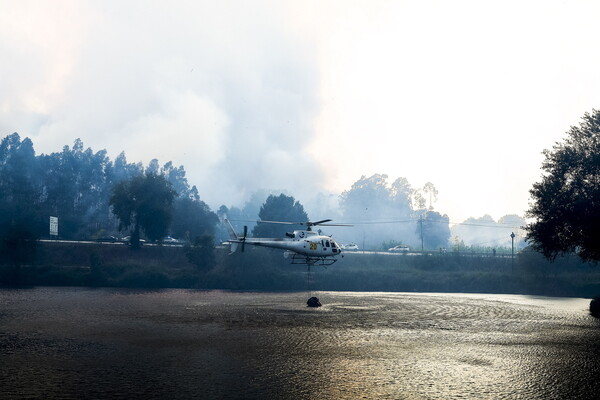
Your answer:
163,236 -> 180,244
389,245 -> 410,252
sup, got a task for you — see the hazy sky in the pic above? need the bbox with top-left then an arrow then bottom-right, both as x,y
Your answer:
2,0 -> 600,222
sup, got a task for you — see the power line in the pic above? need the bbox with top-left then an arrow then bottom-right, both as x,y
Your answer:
336,219 -> 414,225
449,221 -> 524,229
338,218 -> 523,229
229,217 -> 524,230
464,235 -> 517,247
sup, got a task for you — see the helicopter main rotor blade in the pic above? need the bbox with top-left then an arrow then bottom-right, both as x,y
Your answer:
256,220 -> 298,225
315,223 -> 353,227
255,219 -> 352,227
308,219 -> 332,226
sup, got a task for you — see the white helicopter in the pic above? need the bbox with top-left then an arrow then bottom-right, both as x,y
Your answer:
224,218 -> 350,266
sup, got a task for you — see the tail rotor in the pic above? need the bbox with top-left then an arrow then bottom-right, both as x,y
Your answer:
241,225 -> 247,252
223,218 -> 248,254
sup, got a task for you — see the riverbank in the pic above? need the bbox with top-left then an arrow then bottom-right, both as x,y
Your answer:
1,241 -> 600,297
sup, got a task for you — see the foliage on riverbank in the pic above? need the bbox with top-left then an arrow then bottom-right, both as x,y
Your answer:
1,241 -> 599,298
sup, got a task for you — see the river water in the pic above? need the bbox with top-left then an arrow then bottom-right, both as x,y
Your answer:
1,288 -> 599,399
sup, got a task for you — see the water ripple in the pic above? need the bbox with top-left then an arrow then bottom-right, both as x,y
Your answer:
1,289 -> 598,399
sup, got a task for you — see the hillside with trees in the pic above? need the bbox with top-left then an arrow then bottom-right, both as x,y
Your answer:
332,174 -> 451,250
0,133 -> 218,265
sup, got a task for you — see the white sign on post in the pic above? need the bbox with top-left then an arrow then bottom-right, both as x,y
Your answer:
49,216 -> 58,237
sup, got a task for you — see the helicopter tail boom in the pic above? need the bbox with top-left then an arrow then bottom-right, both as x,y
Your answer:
223,218 -> 247,253
224,218 -> 238,240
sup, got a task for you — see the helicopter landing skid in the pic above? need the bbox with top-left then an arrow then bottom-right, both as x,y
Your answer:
289,254 -> 337,266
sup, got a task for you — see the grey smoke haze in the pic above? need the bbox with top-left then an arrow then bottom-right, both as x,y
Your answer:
5,1 -> 600,223
450,214 -> 527,249
0,1 -> 322,208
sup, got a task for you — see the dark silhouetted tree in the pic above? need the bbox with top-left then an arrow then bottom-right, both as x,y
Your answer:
418,210 -> 450,250
252,194 -> 308,237
171,197 -> 218,243
0,133 -> 42,268
526,109 -> 600,262
108,151 -> 143,185
110,173 -> 177,247
161,161 -> 191,197
38,138 -> 114,238
0,134 -> 212,248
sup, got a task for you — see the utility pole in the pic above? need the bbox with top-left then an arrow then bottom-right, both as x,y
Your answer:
510,232 -> 516,273
363,207 -> 367,254
420,214 -> 424,251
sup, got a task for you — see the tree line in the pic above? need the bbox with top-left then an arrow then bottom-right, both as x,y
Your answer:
218,174 -> 453,250
0,133 -> 218,262
0,132 -> 456,260
2,108 -> 599,270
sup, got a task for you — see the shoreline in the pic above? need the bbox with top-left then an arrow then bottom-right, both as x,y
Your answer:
1,240 -> 600,298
